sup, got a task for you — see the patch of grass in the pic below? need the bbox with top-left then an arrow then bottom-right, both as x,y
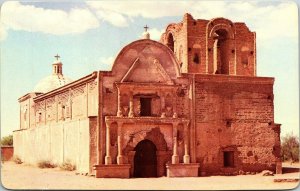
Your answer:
37,160 -> 57,168
1,135 -> 13,146
13,156 -> 22,164
59,160 -> 76,171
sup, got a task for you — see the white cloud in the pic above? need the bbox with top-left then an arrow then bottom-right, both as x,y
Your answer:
0,24 -> 8,41
0,1 -> 99,40
86,1 -> 298,41
100,56 -> 114,69
87,1 -> 190,19
1,1 -> 297,43
94,9 -> 128,27
145,28 -> 164,41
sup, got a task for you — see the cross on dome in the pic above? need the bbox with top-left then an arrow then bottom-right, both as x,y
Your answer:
54,54 -> 60,61
144,25 -> 149,32
142,25 -> 150,39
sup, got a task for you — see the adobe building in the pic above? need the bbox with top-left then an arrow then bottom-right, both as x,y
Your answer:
13,13 -> 282,178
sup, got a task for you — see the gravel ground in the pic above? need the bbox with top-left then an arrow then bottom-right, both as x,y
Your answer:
1,161 -> 299,190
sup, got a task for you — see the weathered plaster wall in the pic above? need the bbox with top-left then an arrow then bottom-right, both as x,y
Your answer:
13,118 -> 92,173
19,77 -> 98,131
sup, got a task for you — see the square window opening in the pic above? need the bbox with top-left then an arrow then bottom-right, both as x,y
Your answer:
140,98 -> 152,116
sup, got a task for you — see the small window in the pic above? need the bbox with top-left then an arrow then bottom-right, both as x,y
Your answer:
61,105 -> 65,120
38,112 -> 42,123
140,98 -> 152,116
224,151 -> 234,167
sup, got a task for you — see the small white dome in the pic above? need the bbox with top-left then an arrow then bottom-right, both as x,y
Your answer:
33,74 -> 73,93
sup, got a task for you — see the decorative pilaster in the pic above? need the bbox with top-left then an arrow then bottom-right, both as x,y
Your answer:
105,122 -> 112,165
183,122 -> 190,164
117,89 -> 123,117
172,122 -> 179,164
128,91 -> 134,117
117,122 -> 124,164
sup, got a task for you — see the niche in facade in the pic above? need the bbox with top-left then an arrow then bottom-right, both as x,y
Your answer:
192,44 -> 201,65
241,46 -> 250,67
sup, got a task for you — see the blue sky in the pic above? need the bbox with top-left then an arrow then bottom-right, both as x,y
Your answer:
0,1 -> 298,137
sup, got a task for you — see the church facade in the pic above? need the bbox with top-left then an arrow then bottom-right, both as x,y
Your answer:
13,14 -> 282,178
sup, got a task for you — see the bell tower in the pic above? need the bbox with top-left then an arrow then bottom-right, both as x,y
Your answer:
160,13 -> 256,76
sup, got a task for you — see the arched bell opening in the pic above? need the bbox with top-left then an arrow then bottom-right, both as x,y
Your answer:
213,29 -> 231,74
167,33 -> 175,52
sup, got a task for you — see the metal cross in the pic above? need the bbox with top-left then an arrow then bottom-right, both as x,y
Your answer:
144,25 -> 149,32
54,54 -> 60,60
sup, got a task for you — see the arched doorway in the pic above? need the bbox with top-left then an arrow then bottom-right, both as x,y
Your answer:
134,139 -> 157,177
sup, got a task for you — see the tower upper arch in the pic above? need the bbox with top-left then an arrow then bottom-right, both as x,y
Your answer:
207,17 -> 236,40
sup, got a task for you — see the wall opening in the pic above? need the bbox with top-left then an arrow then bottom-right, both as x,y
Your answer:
140,98 -> 152,116
223,151 -> 234,167
167,33 -> 174,52
134,139 -> 157,177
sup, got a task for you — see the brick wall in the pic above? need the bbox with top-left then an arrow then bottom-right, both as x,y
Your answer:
1,146 -> 13,161
161,14 -> 256,76
193,74 -> 279,175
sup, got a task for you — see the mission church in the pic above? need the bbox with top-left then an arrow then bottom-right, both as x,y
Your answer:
13,13 -> 282,178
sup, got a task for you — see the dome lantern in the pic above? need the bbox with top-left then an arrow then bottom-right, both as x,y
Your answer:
33,54 -> 73,93
53,54 -> 63,75
142,25 -> 150,39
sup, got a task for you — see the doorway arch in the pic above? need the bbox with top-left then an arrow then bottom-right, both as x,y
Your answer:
133,139 -> 157,177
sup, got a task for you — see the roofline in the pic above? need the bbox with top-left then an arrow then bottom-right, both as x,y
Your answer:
183,73 -> 274,85
18,92 -> 43,103
33,71 -> 98,101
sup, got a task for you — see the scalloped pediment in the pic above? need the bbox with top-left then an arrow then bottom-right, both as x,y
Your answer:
121,57 -> 173,84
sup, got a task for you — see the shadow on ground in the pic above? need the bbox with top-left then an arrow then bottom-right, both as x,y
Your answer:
283,167 -> 300,174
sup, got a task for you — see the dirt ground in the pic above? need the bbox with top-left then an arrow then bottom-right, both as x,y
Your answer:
1,161 -> 299,190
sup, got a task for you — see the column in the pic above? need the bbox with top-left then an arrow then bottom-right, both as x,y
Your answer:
128,91 -> 134,117
117,89 -> 123,117
160,92 -> 166,118
183,122 -> 190,164
172,89 -> 178,118
105,122 -> 112,165
172,123 -> 179,164
69,88 -> 72,120
117,122 -> 124,164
